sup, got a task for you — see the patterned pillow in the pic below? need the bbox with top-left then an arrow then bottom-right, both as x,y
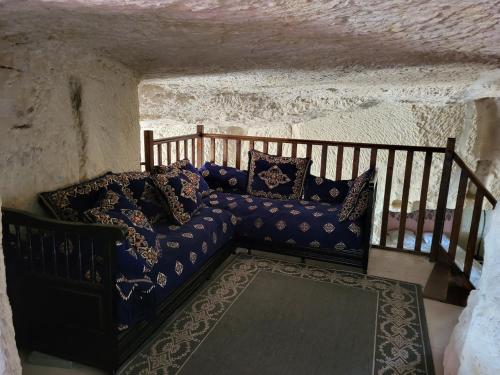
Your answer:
199,162 -> 248,193
152,167 -> 203,225
303,175 -> 351,204
247,150 -> 311,200
86,189 -> 161,273
337,168 -> 374,222
152,159 -> 210,197
39,172 -> 134,222
113,171 -> 167,224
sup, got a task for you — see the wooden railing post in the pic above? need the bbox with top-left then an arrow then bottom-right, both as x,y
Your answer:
144,130 -> 154,172
196,124 -> 204,168
430,137 -> 456,261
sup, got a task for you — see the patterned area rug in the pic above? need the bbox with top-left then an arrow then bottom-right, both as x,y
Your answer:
119,254 -> 434,375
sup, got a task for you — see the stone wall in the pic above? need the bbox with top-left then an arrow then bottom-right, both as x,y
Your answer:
0,40 -> 140,212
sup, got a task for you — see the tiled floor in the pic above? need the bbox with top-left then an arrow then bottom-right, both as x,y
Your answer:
21,248 -> 463,375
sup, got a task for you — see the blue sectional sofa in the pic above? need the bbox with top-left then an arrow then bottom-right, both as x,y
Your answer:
2,158 -> 376,372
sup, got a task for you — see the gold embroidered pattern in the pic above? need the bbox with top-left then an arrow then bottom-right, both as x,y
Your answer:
157,272 -> 167,287
175,261 -> 183,276
349,222 -> 362,237
275,220 -> 287,230
258,165 -> 291,189
323,223 -> 335,233
254,217 -> 264,229
299,222 -> 311,232
190,252 -> 197,264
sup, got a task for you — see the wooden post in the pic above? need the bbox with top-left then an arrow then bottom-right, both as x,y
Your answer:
196,125 -> 204,167
144,130 -> 154,172
430,138 -> 456,261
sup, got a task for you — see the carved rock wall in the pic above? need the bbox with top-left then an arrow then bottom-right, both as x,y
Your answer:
0,40 -> 140,212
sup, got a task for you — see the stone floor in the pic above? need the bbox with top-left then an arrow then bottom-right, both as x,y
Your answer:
21,248 -> 464,375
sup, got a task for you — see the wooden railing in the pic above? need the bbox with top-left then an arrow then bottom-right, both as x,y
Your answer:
143,126 -> 497,291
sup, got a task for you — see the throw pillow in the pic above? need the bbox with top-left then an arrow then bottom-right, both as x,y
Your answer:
199,162 -> 248,193
152,167 -> 202,225
247,150 -> 311,200
303,175 -> 351,204
337,168 -> 374,222
86,189 -> 161,273
152,159 -> 210,197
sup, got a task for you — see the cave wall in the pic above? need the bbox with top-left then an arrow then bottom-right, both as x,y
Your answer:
0,40 -> 140,212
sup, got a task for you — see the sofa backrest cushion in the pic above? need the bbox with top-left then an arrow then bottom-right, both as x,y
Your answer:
337,168 -> 374,222
86,188 -> 161,276
303,175 -> 351,204
151,159 -> 210,197
39,172 -> 134,222
199,162 -> 248,193
152,166 -> 203,225
247,150 -> 311,200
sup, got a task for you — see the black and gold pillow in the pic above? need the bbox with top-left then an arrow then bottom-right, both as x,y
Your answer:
247,150 -> 311,200
337,168 -> 374,222
152,166 -> 202,225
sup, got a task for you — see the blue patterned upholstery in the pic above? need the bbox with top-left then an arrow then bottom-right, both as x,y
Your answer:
152,166 -> 203,225
152,159 -> 210,197
338,168 -> 374,222
199,162 -> 248,193
303,175 -> 351,205
85,188 -> 163,329
247,150 -> 311,200
204,192 -> 365,259
121,205 -> 236,329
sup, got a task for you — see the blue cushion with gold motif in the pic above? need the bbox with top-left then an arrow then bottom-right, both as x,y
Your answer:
199,162 -> 248,193
85,187 -> 162,329
337,168 -> 374,222
152,166 -> 203,225
303,175 -> 351,205
152,159 -> 210,197
247,150 -> 311,200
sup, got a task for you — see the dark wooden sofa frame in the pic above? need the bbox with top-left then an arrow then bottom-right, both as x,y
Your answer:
2,127 -> 390,373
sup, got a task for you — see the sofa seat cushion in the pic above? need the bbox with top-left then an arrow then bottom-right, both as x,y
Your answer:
204,192 -> 365,259
150,205 -> 237,301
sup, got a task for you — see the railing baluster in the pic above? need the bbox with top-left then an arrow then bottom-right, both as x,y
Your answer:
90,239 -> 96,283
448,169 -> 468,261
157,144 -> 162,165
236,140 -> 241,169
175,141 -> 180,161
415,152 -> 433,252
27,227 -> 34,271
249,140 -> 254,151
40,231 -> 46,273
263,141 -> 269,154
184,139 -> 188,160
370,148 -> 378,169
223,138 -> 228,167
397,151 -> 414,249
352,147 -> 360,178
306,143 -> 312,159
196,125 -> 204,167
277,142 -> 283,156
464,191 -> 483,278
77,235 -> 83,281
191,139 -> 195,164
336,146 -> 343,180
291,142 -> 297,158
320,145 -> 328,178
64,234 -> 70,278
167,142 -> 172,165
380,149 -> 395,246
210,138 -> 216,162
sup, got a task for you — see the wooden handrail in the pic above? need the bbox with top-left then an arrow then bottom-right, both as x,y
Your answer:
202,132 -> 447,153
452,152 -> 497,206
153,133 -> 198,144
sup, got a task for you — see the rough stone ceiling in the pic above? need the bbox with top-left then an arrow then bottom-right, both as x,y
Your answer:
1,0 -> 500,76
